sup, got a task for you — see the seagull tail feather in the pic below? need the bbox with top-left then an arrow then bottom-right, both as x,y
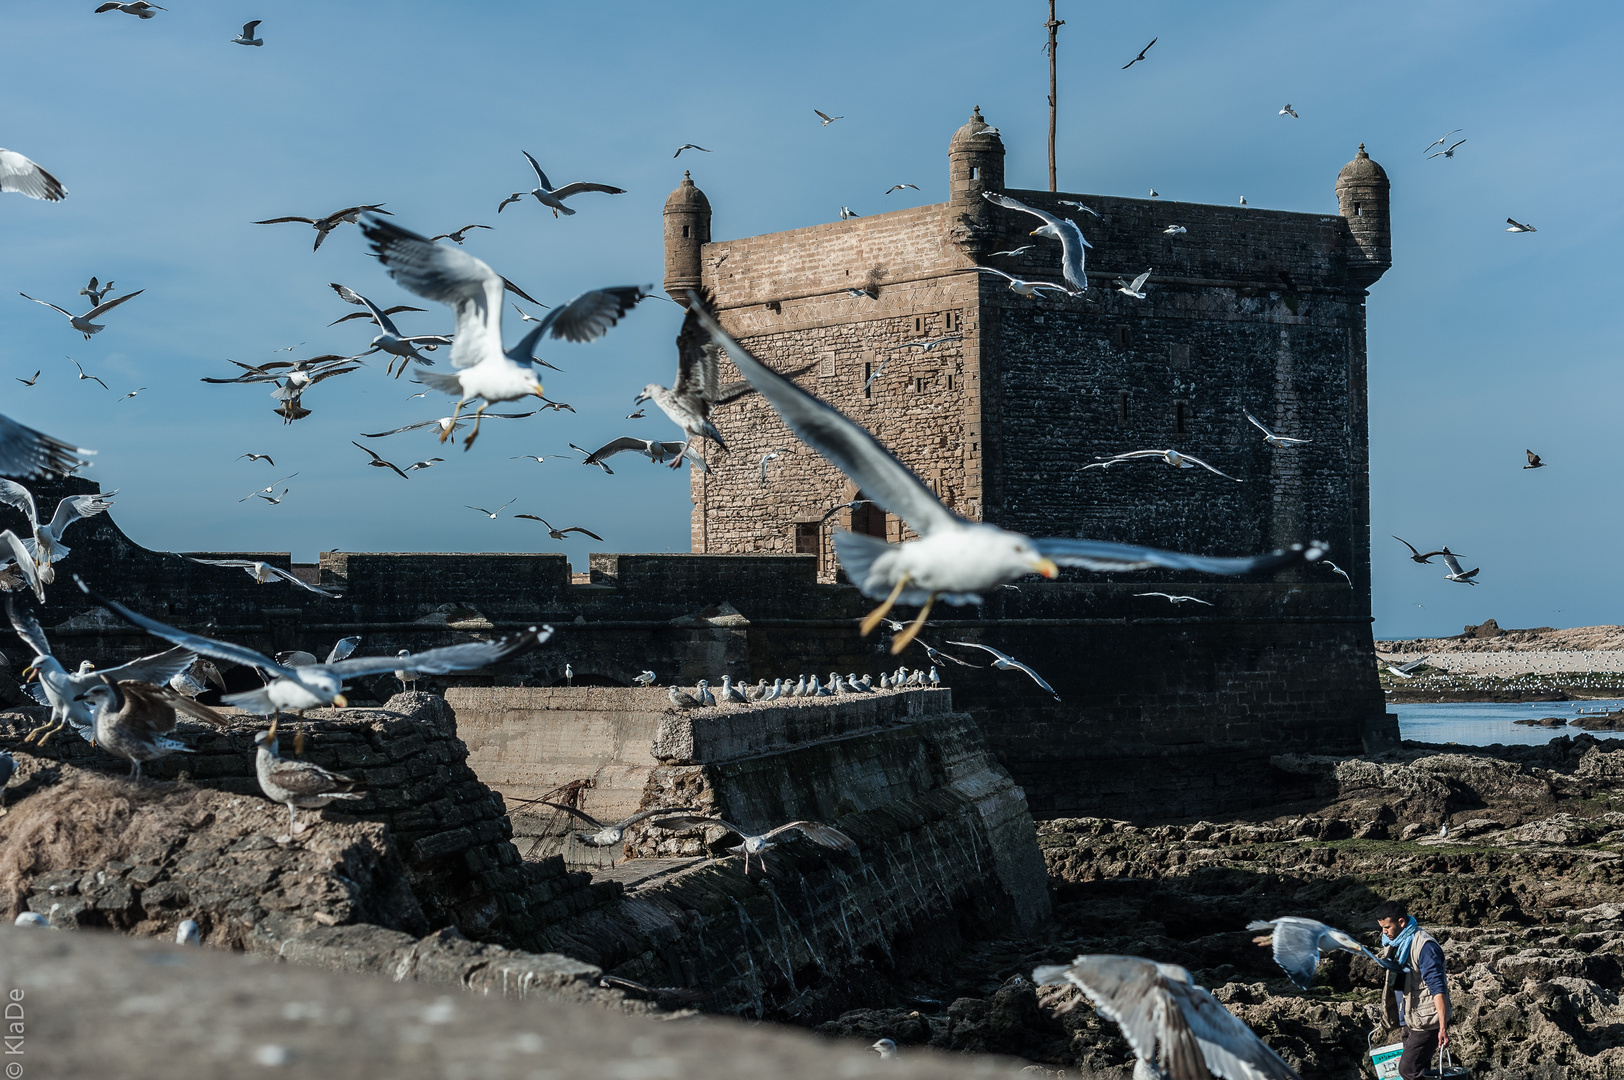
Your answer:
412,369 -> 464,395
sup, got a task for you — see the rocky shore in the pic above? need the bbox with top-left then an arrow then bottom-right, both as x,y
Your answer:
1379,621 -> 1624,703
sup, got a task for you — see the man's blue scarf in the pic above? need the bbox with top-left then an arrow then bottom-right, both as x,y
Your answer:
1379,916 -> 1419,972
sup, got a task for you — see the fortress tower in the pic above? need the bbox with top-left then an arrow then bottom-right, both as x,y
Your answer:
1336,144 -> 1393,289
663,170 -> 711,304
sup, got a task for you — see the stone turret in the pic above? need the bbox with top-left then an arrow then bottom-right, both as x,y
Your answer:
948,106 -> 1005,259
1336,144 -> 1391,289
663,171 -> 711,306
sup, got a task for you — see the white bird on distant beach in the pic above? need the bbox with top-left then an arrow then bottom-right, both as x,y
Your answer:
1247,917 -> 1383,990
1245,411 -> 1310,449
945,640 -> 1060,701
1084,449 -> 1241,482
982,192 -> 1091,294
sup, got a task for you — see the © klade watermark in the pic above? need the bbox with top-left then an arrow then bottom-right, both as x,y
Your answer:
5,987 -> 23,1078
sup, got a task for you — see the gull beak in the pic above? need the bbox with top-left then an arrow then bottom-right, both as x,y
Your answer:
530,386 -> 546,399
633,392 -> 649,404
1032,558 -> 1059,579
266,718 -> 279,741
332,694 -> 348,708
22,666 -> 37,682
1029,228 -> 1042,236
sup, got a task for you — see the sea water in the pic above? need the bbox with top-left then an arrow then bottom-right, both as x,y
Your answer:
1395,700 -> 1624,746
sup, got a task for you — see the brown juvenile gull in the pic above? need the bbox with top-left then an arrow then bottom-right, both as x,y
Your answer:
685,296 -> 1321,653
255,719 -> 363,838
1034,954 -> 1300,1080
79,675 -> 229,780
498,151 -> 625,217
651,814 -> 858,875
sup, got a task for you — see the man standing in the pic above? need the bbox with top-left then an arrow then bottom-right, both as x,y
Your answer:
1374,899 -> 1451,1079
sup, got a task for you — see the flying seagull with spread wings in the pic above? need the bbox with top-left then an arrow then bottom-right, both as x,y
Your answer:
1441,548 -> 1479,585
0,149 -> 67,201
525,803 -> 699,867
20,290 -> 144,340
231,19 -> 263,45
498,151 -> 625,217
515,516 -> 604,541
0,414 -> 91,478
946,640 -> 1060,701
185,557 -> 340,597
351,441 -> 410,479
328,284 -> 450,376
1429,139 -> 1466,159
429,224 -> 491,244
1085,449 -> 1241,482
814,109 -> 843,126
94,2 -> 166,17
1505,218 -> 1536,233
360,411 -> 534,441
975,265 -> 1072,299
570,437 -> 709,474
650,814 -> 858,875
634,307 -> 759,469
1524,449 -> 1545,469
0,480 -> 116,584
982,192 -> 1091,294
1114,268 -> 1153,299
1244,411 -> 1310,449
1423,129 -> 1462,155
1122,38 -> 1157,69
254,204 -> 388,250
686,295 -> 1321,653
1248,917 -> 1383,990
1392,536 -> 1447,564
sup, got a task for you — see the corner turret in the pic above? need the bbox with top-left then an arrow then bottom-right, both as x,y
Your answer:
948,107 -> 1006,259
663,171 -> 711,306
1336,144 -> 1391,289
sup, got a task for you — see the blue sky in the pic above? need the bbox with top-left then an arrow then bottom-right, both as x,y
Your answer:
2,1 -> 1616,640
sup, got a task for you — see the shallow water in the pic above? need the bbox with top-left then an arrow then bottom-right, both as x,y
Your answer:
1396,700 -> 1624,746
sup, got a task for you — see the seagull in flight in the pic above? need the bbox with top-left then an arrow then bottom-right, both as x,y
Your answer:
1423,129 -> 1462,155
687,295 -> 1322,653
814,109 -> 843,126
758,449 -> 787,484
326,281 -> 426,326
78,277 -> 114,305
1034,955 -> 1301,1080
885,184 -> 920,195
982,192 -> 1091,294
361,217 -> 649,448
1084,449 -> 1241,482
1524,449 -> 1545,469
511,453 -> 569,463
975,266 -> 1071,299
0,413 -> 92,480
1323,560 -> 1353,587
1122,37 -> 1157,68
238,453 -> 275,465
466,499 -> 517,519
989,244 -> 1035,257
1134,592 -> 1213,606
351,441 -> 410,479
1391,536 -> 1447,564
429,223 -> 492,244
0,148 -> 66,202
1058,200 -> 1101,217
252,488 -> 288,505
116,387 -> 146,402
1429,139 -> 1466,159
255,204 -> 387,250
66,357 -> 108,389
1163,224 -> 1187,236
1248,917 -> 1383,990
1245,411 -> 1310,449
21,291 -> 144,340
673,144 -> 711,158
515,516 -> 604,541
0,481 -> 116,584
1279,103 -> 1299,118
1506,218 -> 1536,233
650,813 -> 857,875
945,640 -> 1060,701
1384,657 -> 1428,680
185,557 -> 339,597
635,311 -> 760,469
498,151 -> 625,217
15,371 -> 39,387
361,411 -> 534,441
95,2 -> 165,17
569,437 -> 709,474
405,458 -> 443,472
1441,548 -> 1479,585
329,284 -> 450,376
231,20 -> 263,45
239,473 -> 298,502
1114,268 -> 1153,299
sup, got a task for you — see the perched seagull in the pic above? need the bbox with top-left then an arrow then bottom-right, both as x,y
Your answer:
78,577 -> 552,717
667,685 -> 701,709
255,721 -> 363,838
466,499 -> 517,519
361,217 -> 649,448
80,675 -> 229,780
14,913 -> 48,928
499,151 -> 625,217
1149,189 -> 1160,197
0,480 -> 117,584
1239,196 -> 1248,205
538,803 -> 701,868
633,670 -> 656,686
79,277 -> 114,305
1384,657 -> 1428,680
1134,592 -> 1213,606
975,265 -> 1071,299
650,814 -> 858,875
253,204 -> 388,250
20,291 -> 144,340
758,449 -> 787,484
239,473 -> 298,502
1162,225 -> 1187,236
95,2 -> 166,16
405,458 -> 443,472
1084,449 -> 1242,482
15,371 -> 39,387
428,224 -> 492,244
945,641 -> 1060,701
351,441 -> 410,479
1429,139 -> 1466,159
1391,536 -> 1447,565
1524,449 -> 1545,469
1423,129 -> 1463,155
1248,917 -> 1383,990
1441,548 -> 1479,585
0,149 -> 66,201
238,453 -> 275,465
231,20 -> 263,46
175,920 -> 201,946
695,680 -> 716,706
869,1040 -> 898,1060
989,244 -> 1036,257
983,192 -> 1091,294
885,184 -> 920,195
814,109 -> 843,126
1505,218 -> 1536,233
66,357 -> 108,388
687,296 -> 1321,653
570,437 -> 709,474
1122,37 -> 1157,68
361,411 -> 533,442
515,515 -> 604,541
1323,560 -> 1353,587
1244,411 -> 1310,449
1034,955 -> 1300,1080
840,206 -> 860,220
1114,268 -> 1153,299
673,144 -> 711,158
1279,103 -> 1299,118
186,557 -> 340,597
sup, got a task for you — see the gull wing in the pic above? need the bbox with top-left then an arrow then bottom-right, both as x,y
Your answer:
260,565 -> 341,596
1247,918 -> 1322,989
0,149 -> 67,201
84,289 -> 144,319
521,151 -> 550,189
187,557 -> 260,570
1034,956 -> 1209,1080
581,436 -> 653,462
6,597 -> 53,658
983,193 -> 1089,290
974,265 -> 1022,284
305,365 -> 361,386
1166,978 -> 1302,1080
350,291 -> 400,335
360,218 -> 503,371
1244,412 -> 1275,439
267,757 -> 357,797
89,646 -> 199,697
361,418 -> 442,438
0,479 -> 41,531
945,640 -> 1011,664
1441,551 -> 1466,576
19,293 -> 73,318
46,490 -> 115,538
686,298 -> 962,538
647,814 -> 745,836
0,532 -> 43,600
321,625 -> 552,679
1178,452 -> 1242,482
253,216 -> 319,225
241,20 -> 262,36
1128,269 -> 1153,291
549,181 -> 627,200
533,286 -> 651,344
326,636 -> 361,664
0,413 -> 92,478
765,821 -> 859,854
74,576 -> 296,677
1036,538 -> 1319,576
